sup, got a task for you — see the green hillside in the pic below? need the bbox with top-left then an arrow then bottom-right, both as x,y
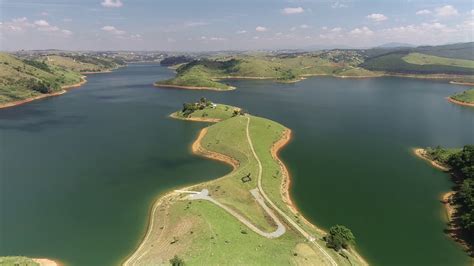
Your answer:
0,52 -> 82,104
156,53 -> 379,90
361,52 -> 474,75
43,55 -> 120,73
402,53 -> 474,69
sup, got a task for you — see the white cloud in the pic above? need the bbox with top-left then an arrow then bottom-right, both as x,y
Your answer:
331,1 -> 349,8
184,22 -> 209,27
350,26 -> 374,36
366,13 -> 388,22
34,20 -> 50,27
209,36 -> 226,41
236,30 -> 247,34
101,25 -> 126,35
101,0 -> 123,8
331,27 -> 342,32
416,9 -> 431,15
256,26 -> 267,32
61,29 -> 73,36
299,24 -> 310,29
281,7 -> 304,15
435,5 -> 458,17
34,20 -> 60,32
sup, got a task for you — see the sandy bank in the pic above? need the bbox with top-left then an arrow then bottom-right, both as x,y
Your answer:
447,97 -> 474,107
33,258 -> 60,266
154,83 -> 235,91
413,148 -> 450,172
0,76 -> 87,110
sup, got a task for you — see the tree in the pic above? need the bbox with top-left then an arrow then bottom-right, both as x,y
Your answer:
325,225 -> 356,251
170,255 -> 184,266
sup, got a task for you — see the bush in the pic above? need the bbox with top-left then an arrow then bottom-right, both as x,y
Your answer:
170,255 -> 184,266
325,225 -> 356,251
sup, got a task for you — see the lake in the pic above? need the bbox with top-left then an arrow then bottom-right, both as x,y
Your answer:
1,64 -> 473,265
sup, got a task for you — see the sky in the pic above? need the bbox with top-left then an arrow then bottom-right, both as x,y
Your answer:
0,0 -> 473,51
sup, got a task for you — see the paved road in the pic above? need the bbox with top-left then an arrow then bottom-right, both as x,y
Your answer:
188,189 -> 286,238
244,116 -> 338,266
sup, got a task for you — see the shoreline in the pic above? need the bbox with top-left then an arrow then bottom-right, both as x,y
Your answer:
33,258 -> 61,266
154,83 -> 236,91
0,76 -> 87,110
169,112 -> 222,123
446,97 -> 474,107
412,148 -> 450,172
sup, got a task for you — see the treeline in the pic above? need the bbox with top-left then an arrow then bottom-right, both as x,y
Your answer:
160,56 -> 194,67
427,145 -> 474,247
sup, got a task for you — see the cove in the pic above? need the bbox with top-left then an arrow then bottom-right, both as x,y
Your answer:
1,64 -> 473,266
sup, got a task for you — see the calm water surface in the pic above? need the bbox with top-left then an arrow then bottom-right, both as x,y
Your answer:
1,64 -> 473,265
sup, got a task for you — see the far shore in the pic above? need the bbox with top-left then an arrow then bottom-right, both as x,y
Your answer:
0,76 -> 87,110
447,97 -> 474,107
154,83 -> 235,91
412,148 -> 450,172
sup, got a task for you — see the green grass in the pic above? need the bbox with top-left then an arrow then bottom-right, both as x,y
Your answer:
0,257 -> 39,266
155,53 -> 380,90
362,52 -> 474,75
0,52 -> 82,104
171,104 -> 238,121
129,104 -> 366,265
403,53 -> 474,69
425,147 -> 461,165
451,89 -> 474,103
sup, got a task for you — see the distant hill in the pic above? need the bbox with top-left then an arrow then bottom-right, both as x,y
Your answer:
361,42 -> 474,75
413,42 -> 474,60
376,42 -> 415,48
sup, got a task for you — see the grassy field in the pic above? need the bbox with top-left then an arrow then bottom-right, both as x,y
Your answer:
155,53 -> 380,90
43,55 -> 107,73
450,89 -> 474,104
403,53 -> 474,69
171,103 -> 238,121
362,52 -> 474,75
125,103 -> 365,266
0,52 -> 82,104
0,257 -> 39,266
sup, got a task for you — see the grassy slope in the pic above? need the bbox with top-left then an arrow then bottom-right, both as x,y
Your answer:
403,53 -> 474,69
0,52 -> 82,104
171,104 -> 237,121
43,55 -> 104,73
362,52 -> 474,75
0,257 -> 39,266
156,54 -> 380,90
450,89 -> 474,103
127,105 -> 364,265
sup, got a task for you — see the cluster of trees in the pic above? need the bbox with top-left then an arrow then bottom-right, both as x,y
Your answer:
181,97 -> 212,117
170,255 -> 184,266
324,225 -> 356,251
23,59 -> 52,73
448,145 -> 474,236
278,70 -> 297,81
160,56 -> 194,67
22,78 -> 55,94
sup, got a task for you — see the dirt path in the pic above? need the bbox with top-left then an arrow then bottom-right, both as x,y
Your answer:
187,189 -> 286,238
244,116 -> 338,266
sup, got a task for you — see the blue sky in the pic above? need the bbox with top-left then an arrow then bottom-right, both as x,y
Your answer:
0,0 -> 473,51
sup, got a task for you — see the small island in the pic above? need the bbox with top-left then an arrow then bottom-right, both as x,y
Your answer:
125,99 -> 367,266
448,89 -> 474,107
414,145 -> 473,255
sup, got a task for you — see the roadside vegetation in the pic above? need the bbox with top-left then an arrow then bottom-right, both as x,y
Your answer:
450,89 -> 474,104
424,145 -> 474,255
